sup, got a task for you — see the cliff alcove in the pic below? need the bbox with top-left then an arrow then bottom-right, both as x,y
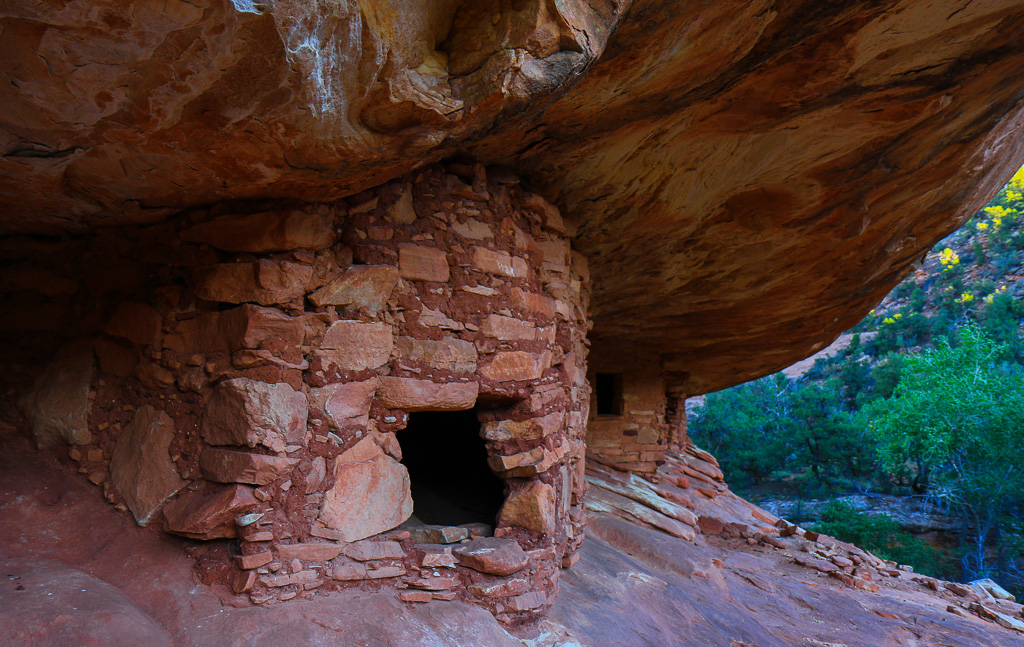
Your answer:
3,0 -> 1024,643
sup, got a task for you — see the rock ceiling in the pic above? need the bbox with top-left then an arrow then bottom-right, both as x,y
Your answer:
3,0 -> 1024,392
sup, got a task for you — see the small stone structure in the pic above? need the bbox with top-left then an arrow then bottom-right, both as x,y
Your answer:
585,339 -> 686,473
12,163 -> 590,621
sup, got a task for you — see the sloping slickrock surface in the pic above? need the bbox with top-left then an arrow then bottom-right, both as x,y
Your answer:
4,2 -> 1024,392
3,426 -> 1022,647
0,560 -> 175,647
547,516 -> 1023,647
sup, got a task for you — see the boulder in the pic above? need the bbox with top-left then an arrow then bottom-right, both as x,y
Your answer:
109,405 -> 186,526
163,483 -> 258,540
499,481 -> 557,535
309,380 -> 378,430
21,342 -> 94,448
200,378 -> 307,452
318,440 -> 413,542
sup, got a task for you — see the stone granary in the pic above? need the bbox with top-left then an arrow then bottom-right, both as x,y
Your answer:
3,0 -> 1024,629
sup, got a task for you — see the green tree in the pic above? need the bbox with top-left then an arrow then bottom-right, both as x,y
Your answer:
689,374 -> 792,487
862,325 -> 1024,581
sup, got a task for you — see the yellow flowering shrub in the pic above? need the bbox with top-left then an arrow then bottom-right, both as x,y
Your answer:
938,247 -> 959,269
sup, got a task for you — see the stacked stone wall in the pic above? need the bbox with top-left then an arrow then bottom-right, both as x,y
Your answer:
586,340 -> 670,472
4,163 -> 590,622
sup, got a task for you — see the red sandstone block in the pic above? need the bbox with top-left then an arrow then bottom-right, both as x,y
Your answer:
472,247 -> 528,278
241,529 -> 274,542
400,591 -> 433,603
276,543 -> 345,562
235,552 -> 273,570
232,570 -> 257,593
431,591 -> 457,601
200,447 -> 299,486
398,244 -> 449,282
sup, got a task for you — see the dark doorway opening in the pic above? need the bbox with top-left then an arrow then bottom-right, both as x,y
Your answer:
396,408 -> 505,527
595,372 -> 624,416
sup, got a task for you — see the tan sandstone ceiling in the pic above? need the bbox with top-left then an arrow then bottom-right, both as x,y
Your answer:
3,0 -> 1024,393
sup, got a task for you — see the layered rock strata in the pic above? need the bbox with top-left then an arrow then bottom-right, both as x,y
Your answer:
9,164 -> 589,620
3,2 -> 1024,394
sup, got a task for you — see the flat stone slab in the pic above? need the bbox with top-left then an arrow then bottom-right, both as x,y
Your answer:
407,525 -> 470,545
453,538 -> 529,576
377,377 -> 478,412
163,484 -> 257,540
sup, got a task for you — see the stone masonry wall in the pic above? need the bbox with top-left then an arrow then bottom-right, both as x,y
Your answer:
586,339 -> 670,473
7,163 -> 590,622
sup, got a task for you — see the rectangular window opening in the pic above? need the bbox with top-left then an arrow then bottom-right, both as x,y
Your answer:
595,373 -> 624,416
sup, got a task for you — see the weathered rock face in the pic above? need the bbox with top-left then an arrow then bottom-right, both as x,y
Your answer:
19,342 -> 94,448
3,1 -> 1024,393
0,0 -> 619,233
7,432 -> 1024,647
504,0 -> 1024,393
